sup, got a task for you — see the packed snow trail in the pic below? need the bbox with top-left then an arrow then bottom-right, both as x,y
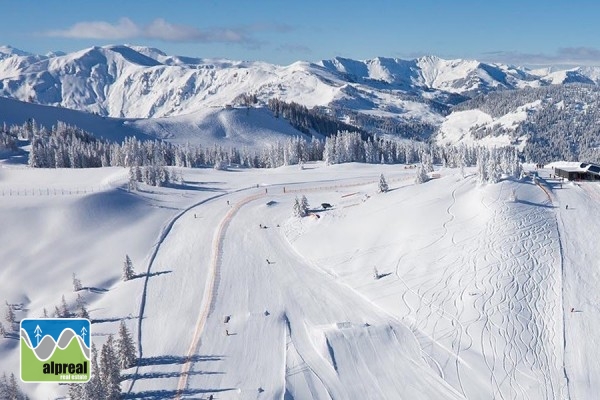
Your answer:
127,191 -> 227,394
174,190 -> 266,398
180,188 -> 464,399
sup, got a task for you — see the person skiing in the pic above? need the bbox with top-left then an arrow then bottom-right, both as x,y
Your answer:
566,204 -> 569,210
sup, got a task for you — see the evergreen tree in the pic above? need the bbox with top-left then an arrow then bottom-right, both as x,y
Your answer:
0,373 -> 8,400
76,294 -> 89,319
86,343 -> 106,399
122,255 -> 135,281
476,148 -> 488,184
100,335 -> 121,399
4,302 -> 15,328
0,322 -> 6,338
378,173 -> 389,193
300,195 -> 310,216
414,164 -> 429,184
293,197 -> 304,218
60,295 -> 70,318
72,272 -> 82,292
117,320 -> 137,369
7,373 -> 27,400
67,381 -> 84,400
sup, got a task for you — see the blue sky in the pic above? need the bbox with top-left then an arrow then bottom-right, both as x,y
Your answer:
4,0 -> 600,66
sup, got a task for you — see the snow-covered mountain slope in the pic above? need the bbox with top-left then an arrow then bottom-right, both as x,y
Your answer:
319,55 -> 544,96
128,106 -> 322,147
0,95 -> 315,148
435,84 -> 600,161
1,162 -> 599,399
2,44 -> 599,142
0,96 -> 152,143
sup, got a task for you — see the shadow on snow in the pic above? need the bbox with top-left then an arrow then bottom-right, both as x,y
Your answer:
122,387 -> 237,400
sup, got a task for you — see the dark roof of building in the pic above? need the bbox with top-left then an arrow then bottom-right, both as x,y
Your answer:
555,162 -> 600,175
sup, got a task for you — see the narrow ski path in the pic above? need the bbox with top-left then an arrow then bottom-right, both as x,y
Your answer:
174,191 -> 266,398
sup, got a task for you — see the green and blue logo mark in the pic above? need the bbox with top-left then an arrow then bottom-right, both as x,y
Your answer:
20,318 -> 91,383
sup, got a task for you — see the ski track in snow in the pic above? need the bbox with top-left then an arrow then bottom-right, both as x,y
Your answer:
391,177 -> 564,399
127,186 -> 256,395
174,190 -> 266,398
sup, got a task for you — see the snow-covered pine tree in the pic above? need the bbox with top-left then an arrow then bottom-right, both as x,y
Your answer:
414,164 -> 429,184
4,302 -> 15,327
476,148 -> 488,184
78,305 -> 89,320
117,320 -> 137,369
0,373 -> 7,399
128,166 -> 138,191
72,272 -> 82,292
0,322 -> 6,338
67,381 -> 84,400
76,294 -> 89,319
300,195 -> 310,216
60,295 -> 70,318
378,173 -> 389,193
85,343 -> 106,399
293,197 -> 304,218
486,149 -> 501,183
122,255 -> 135,281
7,373 -> 27,400
100,335 -> 121,399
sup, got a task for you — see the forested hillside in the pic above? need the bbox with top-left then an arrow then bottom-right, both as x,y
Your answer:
447,84 -> 600,162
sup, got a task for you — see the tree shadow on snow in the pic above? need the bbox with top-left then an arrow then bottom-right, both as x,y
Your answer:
91,315 -> 138,324
80,286 -> 109,294
137,354 -> 223,366
123,369 -> 224,381
122,387 -> 237,400
165,182 -> 225,192
130,270 -> 172,280
1,331 -> 20,341
514,199 -> 556,209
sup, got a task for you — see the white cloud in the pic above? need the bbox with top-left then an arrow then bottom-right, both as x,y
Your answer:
46,18 -> 141,40
44,17 -> 261,44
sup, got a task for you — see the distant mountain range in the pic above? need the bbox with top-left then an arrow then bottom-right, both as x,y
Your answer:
1,44 -> 600,149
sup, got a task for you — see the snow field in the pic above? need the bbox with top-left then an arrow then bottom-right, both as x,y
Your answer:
1,162 -> 599,399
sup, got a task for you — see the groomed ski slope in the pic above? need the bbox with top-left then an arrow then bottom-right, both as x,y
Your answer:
1,162 -> 599,399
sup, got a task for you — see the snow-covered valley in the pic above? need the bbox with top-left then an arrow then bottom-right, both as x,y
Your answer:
1,160 -> 598,399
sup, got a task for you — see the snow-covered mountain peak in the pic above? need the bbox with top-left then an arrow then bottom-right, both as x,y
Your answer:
2,44 -> 600,140
45,50 -> 67,58
0,45 -> 33,57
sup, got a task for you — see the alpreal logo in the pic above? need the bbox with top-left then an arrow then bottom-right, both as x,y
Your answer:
20,318 -> 91,383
